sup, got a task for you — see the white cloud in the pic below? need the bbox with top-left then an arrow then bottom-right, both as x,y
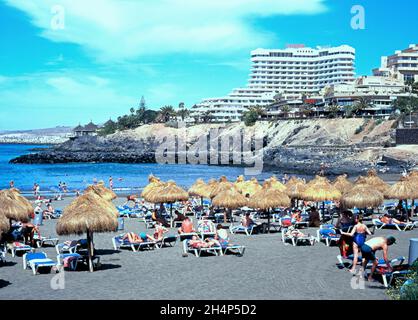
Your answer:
4,0 -> 327,62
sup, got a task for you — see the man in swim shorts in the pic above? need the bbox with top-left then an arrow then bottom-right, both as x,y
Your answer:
360,236 -> 396,282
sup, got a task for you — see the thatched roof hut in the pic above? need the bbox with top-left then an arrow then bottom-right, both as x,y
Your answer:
56,192 -> 118,272
0,189 -> 32,222
85,184 -> 117,201
302,176 -> 342,202
333,174 -> 354,194
386,177 -> 418,200
212,188 -> 247,209
146,181 -> 189,204
341,184 -> 384,209
209,176 -> 234,199
285,176 -> 306,199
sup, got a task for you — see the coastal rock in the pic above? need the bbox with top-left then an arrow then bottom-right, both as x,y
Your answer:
10,119 -> 410,175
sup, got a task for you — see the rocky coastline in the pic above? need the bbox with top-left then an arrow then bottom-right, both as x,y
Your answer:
9,120 -> 415,176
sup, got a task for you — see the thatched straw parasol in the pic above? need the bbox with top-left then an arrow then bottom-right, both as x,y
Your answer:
302,176 -> 342,202
341,184 -> 384,209
248,181 -> 291,232
146,181 -> 189,225
188,179 -> 208,206
212,188 -> 248,209
363,169 -> 390,195
234,175 -> 246,193
285,176 -> 306,200
209,176 -> 235,199
0,189 -> 32,222
85,184 -> 117,202
56,192 -> 118,272
386,177 -> 417,200
266,175 -> 287,192
141,174 -> 165,200
239,178 -> 262,197
333,174 -> 354,194
0,212 -> 9,238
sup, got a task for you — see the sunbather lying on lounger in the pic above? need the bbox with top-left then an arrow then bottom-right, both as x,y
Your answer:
122,232 -> 155,243
380,214 -> 404,225
188,235 -> 220,249
284,226 -> 307,238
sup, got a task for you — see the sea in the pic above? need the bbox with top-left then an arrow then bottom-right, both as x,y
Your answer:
0,144 -> 284,196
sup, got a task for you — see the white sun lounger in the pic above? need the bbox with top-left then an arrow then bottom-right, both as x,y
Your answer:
182,239 -> 223,257
372,219 -> 415,231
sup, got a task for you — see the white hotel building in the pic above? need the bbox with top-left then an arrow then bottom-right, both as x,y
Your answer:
191,44 -> 356,122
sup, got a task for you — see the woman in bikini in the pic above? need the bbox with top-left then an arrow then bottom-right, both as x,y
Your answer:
341,215 -> 372,274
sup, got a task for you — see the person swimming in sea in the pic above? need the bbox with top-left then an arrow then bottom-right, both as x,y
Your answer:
341,215 -> 373,274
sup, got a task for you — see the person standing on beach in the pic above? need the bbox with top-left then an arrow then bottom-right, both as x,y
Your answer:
10,180 -> 14,189
109,176 -> 113,190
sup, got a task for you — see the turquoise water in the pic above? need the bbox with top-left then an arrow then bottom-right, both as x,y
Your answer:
0,144 -> 277,193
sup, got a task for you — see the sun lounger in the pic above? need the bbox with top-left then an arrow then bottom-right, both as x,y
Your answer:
0,244 -> 6,265
112,234 -> 156,252
372,219 -> 415,231
282,230 -> 316,246
374,258 -> 409,288
337,254 -> 405,271
220,243 -> 246,256
56,253 -> 83,271
182,239 -> 223,257
229,224 -> 255,236
178,232 -> 199,241
33,234 -> 59,248
316,224 -> 340,246
55,240 -> 80,254
156,235 -> 177,248
7,242 -> 34,257
23,252 -> 59,275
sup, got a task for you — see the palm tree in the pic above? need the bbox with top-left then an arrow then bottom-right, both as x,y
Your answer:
201,111 -> 214,123
177,108 -> 190,121
280,105 -> 291,118
157,105 -> 176,123
352,97 -> 371,116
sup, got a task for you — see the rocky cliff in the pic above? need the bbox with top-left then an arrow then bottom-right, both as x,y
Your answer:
10,118 -> 417,175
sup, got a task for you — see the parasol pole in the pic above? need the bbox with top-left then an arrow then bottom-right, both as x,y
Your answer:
267,208 -> 271,234
170,203 -> 173,228
86,228 -> 94,273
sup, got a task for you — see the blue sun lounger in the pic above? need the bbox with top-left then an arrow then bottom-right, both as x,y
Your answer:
23,252 -> 59,275
56,253 -> 84,271
316,224 -> 340,246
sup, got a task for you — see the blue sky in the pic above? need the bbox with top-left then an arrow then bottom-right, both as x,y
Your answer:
0,0 -> 417,130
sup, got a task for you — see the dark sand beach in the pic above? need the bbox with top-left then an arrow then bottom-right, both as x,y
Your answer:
1,196 -> 417,300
